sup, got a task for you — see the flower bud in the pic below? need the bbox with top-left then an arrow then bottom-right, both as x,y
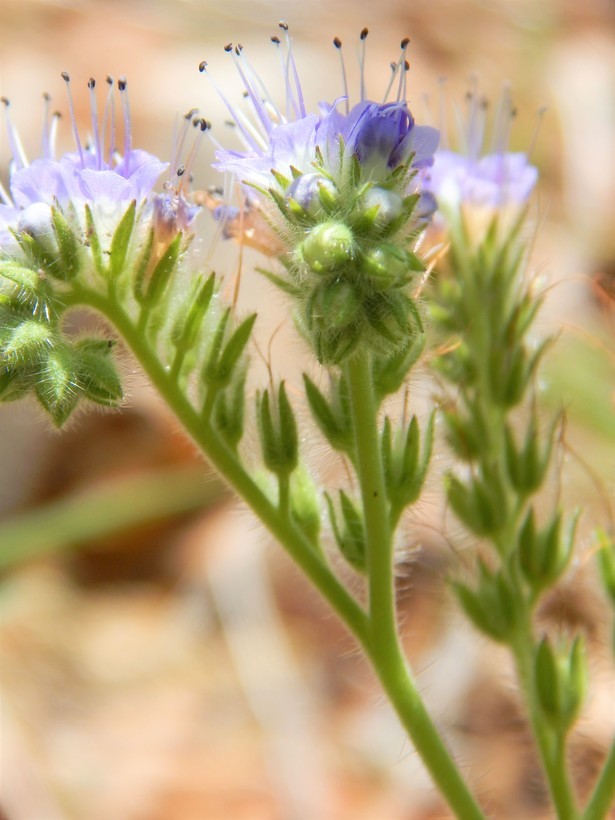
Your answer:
358,187 -> 403,229
301,221 -> 354,273
286,173 -> 336,217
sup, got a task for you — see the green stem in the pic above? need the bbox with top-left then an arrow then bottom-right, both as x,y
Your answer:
512,623 -> 579,820
582,738 -> 615,820
345,349 -> 485,820
67,288 -> 368,645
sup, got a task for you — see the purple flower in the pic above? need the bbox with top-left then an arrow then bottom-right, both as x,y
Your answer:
424,86 -> 538,215
1,77 -> 202,253
204,28 -> 438,221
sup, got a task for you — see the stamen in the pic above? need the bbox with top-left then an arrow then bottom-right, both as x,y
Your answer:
383,37 -> 410,102
41,92 -> 52,158
117,77 -> 132,168
177,117 -> 209,194
490,83 -> 513,154
199,58 -> 265,152
359,27 -> 369,102
169,108 -> 199,181
278,21 -> 306,120
87,78 -> 103,169
1,97 -> 29,171
333,37 -> 349,114
101,75 -> 115,163
61,71 -> 85,166
231,45 -> 274,139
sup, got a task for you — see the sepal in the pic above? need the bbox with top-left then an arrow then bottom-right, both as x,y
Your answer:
446,464 -> 508,537
325,490 -> 366,572
535,636 -> 587,734
289,467 -> 321,547
453,562 -> 518,642
257,381 -> 299,478
303,373 -> 353,454
382,412 -> 434,520
518,508 -> 576,594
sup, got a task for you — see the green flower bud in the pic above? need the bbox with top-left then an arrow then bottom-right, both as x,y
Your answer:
358,187 -> 403,229
535,637 -> 587,734
312,278 -> 361,330
363,245 -> 410,287
302,221 -> 354,273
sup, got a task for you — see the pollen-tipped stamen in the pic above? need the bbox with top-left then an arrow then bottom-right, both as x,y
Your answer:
383,38 -> 410,103
61,71 -> 85,167
359,27 -> 369,102
333,37 -> 350,115
117,77 -> 132,171
87,78 -> 104,170
1,97 -> 29,171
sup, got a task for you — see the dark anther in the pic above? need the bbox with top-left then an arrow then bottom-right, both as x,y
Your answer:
198,61 -> 207,72
333,36 -> 342,49
401,37 -> 410,48
61,71 -> 70,82
106,75 -> 113,85
270,36 -> 280,44
177,165 -> 185,177
118,78 -> 127,91
184,108 -> 198,120
278,20 -> 289,31
88,78 -> 96,89
404,60 -> 410,70
43,92 -> 51,101
224,43 -> 233,52
360,27 -> 369,40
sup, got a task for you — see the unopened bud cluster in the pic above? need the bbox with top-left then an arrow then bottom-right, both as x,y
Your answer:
263,158 -> 427,364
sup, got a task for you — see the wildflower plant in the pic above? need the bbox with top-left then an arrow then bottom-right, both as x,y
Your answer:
1,24 -> 613,820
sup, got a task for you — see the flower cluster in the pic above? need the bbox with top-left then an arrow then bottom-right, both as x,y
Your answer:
1,75 -> 200,257
204,26 -> 439,363
425,85 -> 538,239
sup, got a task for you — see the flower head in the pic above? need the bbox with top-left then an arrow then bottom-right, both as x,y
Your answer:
202,26 -> 439,364
424,84 -> 538,236
1,75 -> 202,258
206,29 -> 438,229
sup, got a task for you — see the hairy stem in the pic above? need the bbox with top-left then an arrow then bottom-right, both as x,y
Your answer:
345,348 -> 485,820
69,287 -> 369,644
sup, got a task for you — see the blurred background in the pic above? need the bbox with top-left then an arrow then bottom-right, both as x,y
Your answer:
0,1 -> 614,818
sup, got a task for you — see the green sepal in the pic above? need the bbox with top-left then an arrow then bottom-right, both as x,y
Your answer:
84,204 -> 105,278
201,308 -> 230,388
518,508 -> 577,594
289,467 -> 322,547
73,338 -> 123,407
12,229 -> 58,277
171,273 -> 216,349
373,317 -> 425,400
2,319 -> 54,365
504,415 -> 554,495
0,260 -> 57,318
132,228 -> 156,302
109,200 -> 136,281
213,370 -> 246,450
257,382 -> 299,477
442,405 -> 486,462
453,562 -> 518,642
303,373 -> 353,454
256,267 -> 302,298
204,312 -> 256,390
51,207 -> 80,280
35,345 -> 79,427
382,412 -> 434,520
143,232 -> 182,306
446,466 -> 508,538
325,490 -> 366,572
0,365 -> 32,402
535,636 -> 587,734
